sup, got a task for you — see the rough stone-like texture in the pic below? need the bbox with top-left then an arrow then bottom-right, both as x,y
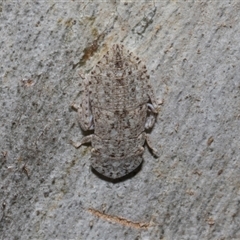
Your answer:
0,1 -> 239,240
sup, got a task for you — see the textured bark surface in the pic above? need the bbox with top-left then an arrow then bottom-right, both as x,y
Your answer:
0,1 -> 240,239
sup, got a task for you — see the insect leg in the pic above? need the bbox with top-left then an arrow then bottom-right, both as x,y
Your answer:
70,135 -> 93,148
77,75 -> 93,131
145,133 -> 159,157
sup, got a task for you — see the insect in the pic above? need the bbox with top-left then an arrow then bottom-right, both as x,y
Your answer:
72,44 -> 159,179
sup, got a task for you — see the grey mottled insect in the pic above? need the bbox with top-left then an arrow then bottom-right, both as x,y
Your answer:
72,44 -> 159,179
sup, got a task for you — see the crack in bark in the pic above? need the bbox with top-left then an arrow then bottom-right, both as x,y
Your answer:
88,208 -> 150,229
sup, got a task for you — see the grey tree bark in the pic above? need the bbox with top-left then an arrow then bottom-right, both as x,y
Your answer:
0,1 -> 239,239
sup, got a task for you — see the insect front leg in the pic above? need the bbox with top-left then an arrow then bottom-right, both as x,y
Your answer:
70,135 -> 93,148
145,84 -> 163,129
145,103 -> 158,129
72,75 -> 94,131
71,74 -> 94,149
144,133 -> 159,157
147,84 -> 160,114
